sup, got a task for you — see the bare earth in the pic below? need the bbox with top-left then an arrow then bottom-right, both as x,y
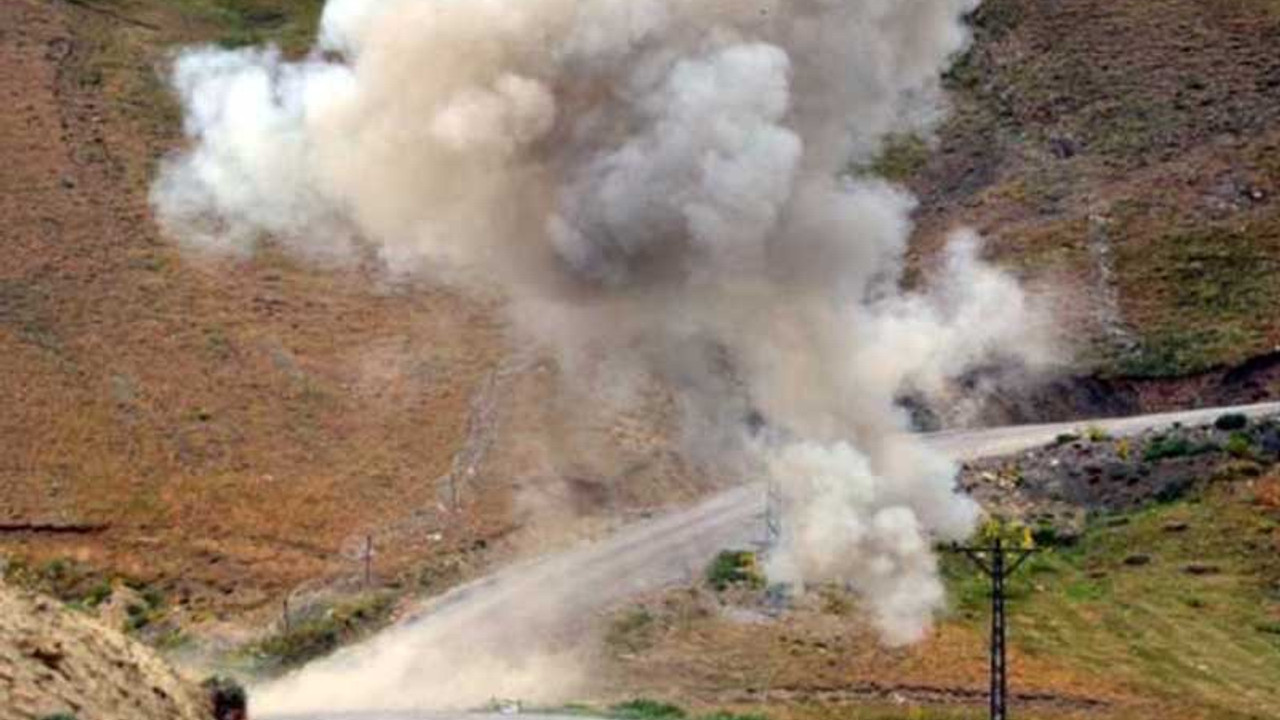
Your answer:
0,584 -> 209,720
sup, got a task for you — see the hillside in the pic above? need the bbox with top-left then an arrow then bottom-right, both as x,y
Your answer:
1,0 -> 716,647
912,0 -> 1280,380
0,582 -> 211,720
4,0 -> 1280,701
597,419 -> 1280,719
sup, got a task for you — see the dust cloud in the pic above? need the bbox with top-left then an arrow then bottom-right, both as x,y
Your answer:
151,0 -> 1052,710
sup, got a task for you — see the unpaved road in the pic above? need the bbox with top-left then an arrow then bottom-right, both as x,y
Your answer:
258,401 -> 1280,719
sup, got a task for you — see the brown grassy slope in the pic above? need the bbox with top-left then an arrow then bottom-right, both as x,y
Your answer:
0,0 -> 506,620
906,0 -> 1280,378
0,0 -> 719,634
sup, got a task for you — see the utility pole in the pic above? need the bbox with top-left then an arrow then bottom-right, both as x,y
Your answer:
948,536 -> 1037,720
363,534 -> 374,588
763,478 -> 782,551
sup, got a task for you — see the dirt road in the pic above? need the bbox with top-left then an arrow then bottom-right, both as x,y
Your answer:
257,401 -> 1280,718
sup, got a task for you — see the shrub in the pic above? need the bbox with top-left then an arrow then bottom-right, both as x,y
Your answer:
247,592 -> 394,669
611,700 -> 686,720
1226,432 -> 1254,459
1054,432 -> 1080,446
867,133 -> 929,182
1086,426 -> 1112,442
705,550 -> 764,591
1143,436 -> 1216,462
83,580 -> 112,608
1256,620 -> 1280,636
1215,413 -> 1249,431
40,714 -> 78,720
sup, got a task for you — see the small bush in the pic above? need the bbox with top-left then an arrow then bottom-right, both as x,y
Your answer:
40,714 -> 78,720
606,606 -> 657,653
83,580 -> 112,608
1030,522 -> 1076,548
867,133 -> 929,182
1256,620 -> 1280,636
1054,432 -> 1080,446
1226,432 -> 1254,459
1215,413 -> 1249,431
1143,436 -> 1216,462
611,699 -> 687,720
247,592 -> 394,669
1086,426 -> 1111,442
705,550 -> 764,591
124,602 -> 152,632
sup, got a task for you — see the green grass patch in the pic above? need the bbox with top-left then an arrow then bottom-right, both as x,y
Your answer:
945,483 -> 1280,718
1142,434 -> 1217,463
163,0 -> 325,53
610,700 -> 687,720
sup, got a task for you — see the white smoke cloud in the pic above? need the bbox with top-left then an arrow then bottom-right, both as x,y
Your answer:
151,0 -> 1052,708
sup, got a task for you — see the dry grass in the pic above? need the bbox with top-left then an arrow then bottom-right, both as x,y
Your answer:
601,475 -> 1280,720
911,0 -> 1280,376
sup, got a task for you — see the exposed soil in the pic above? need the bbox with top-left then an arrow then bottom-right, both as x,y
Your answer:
0,0 -> 716,654
0,582 -> 210,720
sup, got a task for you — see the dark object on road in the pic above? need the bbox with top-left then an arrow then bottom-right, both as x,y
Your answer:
203,676 -> 247,720
1214,413 -> 1249,431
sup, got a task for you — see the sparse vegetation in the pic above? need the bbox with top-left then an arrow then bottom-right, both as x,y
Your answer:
1142,434 -> 1213,462
705,550 -> 765,591
1086,425 -> 1112,443
865,133 -> 930,183
243,591 -> 395,670
1226,432 -> 1255,459
611,699 -> 687,720
607,606 -> 659,654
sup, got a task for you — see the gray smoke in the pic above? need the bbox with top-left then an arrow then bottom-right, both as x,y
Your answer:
151,0 -> 1052,709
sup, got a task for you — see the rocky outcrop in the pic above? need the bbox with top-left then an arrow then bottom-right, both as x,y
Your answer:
0,584 -> 210,720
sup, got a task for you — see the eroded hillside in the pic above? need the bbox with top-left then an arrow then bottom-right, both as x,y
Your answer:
4,0 -> 1280,682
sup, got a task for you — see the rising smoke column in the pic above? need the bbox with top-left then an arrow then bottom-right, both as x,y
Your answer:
152,0 -> 1050,704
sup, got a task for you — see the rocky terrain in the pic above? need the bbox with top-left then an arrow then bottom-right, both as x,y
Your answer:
3,0 -> 1280,716
0,583 -> 211,720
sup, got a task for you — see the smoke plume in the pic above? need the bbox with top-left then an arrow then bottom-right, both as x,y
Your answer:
152,0 -> 1051,709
